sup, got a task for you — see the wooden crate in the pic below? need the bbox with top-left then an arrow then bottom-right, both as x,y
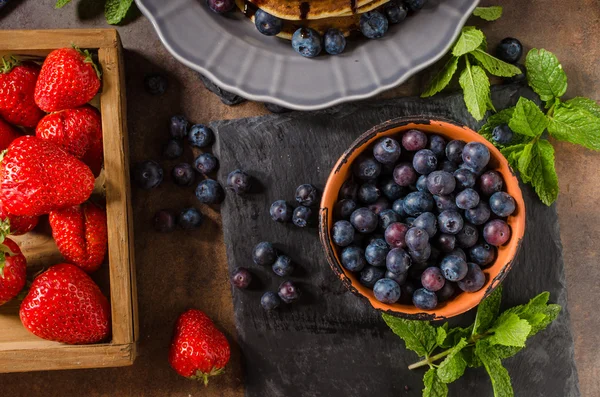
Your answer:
0,29 -> 137,372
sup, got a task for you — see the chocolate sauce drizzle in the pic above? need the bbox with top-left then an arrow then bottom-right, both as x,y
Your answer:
299,2 -> 310,20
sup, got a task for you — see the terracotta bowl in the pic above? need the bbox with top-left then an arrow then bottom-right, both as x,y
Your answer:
319,117 -> 526,320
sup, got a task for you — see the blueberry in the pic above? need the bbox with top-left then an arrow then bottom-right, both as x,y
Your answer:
438,210 -> 464,235
384,2 -> 408,24
188,124 -> 214,148
405,227 -> 429,251
360,266 -> 386,289
272,255 -> 295,277
253,242 -> 277,266
333,220 -> 355,247
426,171 -> 456,195
409,245 -> 431,264
254,9 -> 283,36
496,37 -> 523,64
413,288 -> 438,310
416,175 -> 428,192
368,197 -> 391,216
261,291 -> 281,310
393,162 -> 418,186
194,153 -> 219,174
334,199 -> 357,220
399,281 -> 417,304
492,124 -> 514,145
437,281 -> 456,302
459,162 -> 483,176
172,163 -> 195,186
404,0 -> 427,11
379,209 -> 400,231
456,223 -> 479,248
231,267 -> 252,289
270,200 -> 293,223
392,199 -> 406,217
453,168 -> 477,190
385,222 -> 409,249
339,179 -> 359,200
133,160 -> 163,189
178,207 -> 203,230
373,137 -> 402,165
292,28 -> 322,58
483,219 -> 511,246
402,129 -> 427,151
195,179 -> 225,204
440,160 -> 458,173
341,246 -> 367,272
373,278 -> 401,303
405,217 -> 416,228
433,194 -> 458,212
207,0 -> 235,13
163,139 -> 184,160
386,248 -> 411,274
456,188 -> 480,210
457,263 -> 486,292
468,243 -> 497,267
293,206 -> 313,227
293,184 -> 317,207
505,64 -> 526,84
413,149 -> 438,175
386,270 -> 408,285
429,246 -> 442,263
440,255 -> 468,282
465,202 -> 491,225
170,115 -> 189,139
350,207 -> 378,234
358,182 -> 381,204
278,281 -> 301,303
403,191 -> 434,216
421,267 -> 445,292
462,142 -> 490,173
450,248 -> 467,262
154,209 -> 176,233
227,170 -> 252,194
360,11 -> 389,39
354,156 -> 382,181
428,135 -> 446,159
413,212 -> 437,237
144,74 -> 168,96
489,192 -> 516,217
381,178 -> 405,201
365,238 -> 390,267
324,28 -> 347,55
435,233 -> 456,253
479,171 -> 504,196
445,140 -> 466,163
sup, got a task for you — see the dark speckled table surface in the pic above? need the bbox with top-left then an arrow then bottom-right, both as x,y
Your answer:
1,0 -> 599,396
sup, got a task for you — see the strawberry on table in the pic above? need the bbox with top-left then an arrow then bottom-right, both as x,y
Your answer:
0,57 -> 44,128
34,47 -> 101,113
0,221 -> 27,306
0,117 -> 20,150
0,136 -> 95,217
36,105 -> 103,176
169,309 -> 231,385
19,263 -> 110,344
49,202 -> 108,273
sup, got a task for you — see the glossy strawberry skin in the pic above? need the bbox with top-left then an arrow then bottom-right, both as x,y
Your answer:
169,309 -> 231,384
0,136 -> 95,216
0,61 -> 45,128
34,48 -> 101,113
49,202 -> 108,273
19,263 -> 110,344
0,238 -> 27,306
36,105 -> 103,176
0,117 -> 20,150
0,198 -> 38,235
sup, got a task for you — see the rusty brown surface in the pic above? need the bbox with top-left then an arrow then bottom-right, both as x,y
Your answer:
0,0 -> 599,396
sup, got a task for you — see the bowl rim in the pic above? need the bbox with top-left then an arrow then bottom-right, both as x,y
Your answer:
319,116 -> 526,320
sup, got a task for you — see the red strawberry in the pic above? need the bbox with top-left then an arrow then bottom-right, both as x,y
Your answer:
0,117 -> 20,150
34,48 -> 101,112
0,227 -> 27,306
0,58 -> 45,128
36,105 -> 103,176
0,198 -> 38,235
20,263 -> 110,344
49,202 -> 108,273
169,309 -> 231,385
0,136 -> 95,216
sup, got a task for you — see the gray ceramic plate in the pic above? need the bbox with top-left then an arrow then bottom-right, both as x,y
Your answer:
136,0 -> 479,110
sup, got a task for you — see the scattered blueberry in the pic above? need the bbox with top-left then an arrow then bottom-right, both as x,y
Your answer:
438,210 -> 464,235
341,246 -> 367,272
354,156 -> 382,180
292,28 -> 322,58
402,130 -> 428,151
272,256 -> 295,277
195,179 -> 225,203
385,222 -> 409,248
385,2 -> 408,24
254,9 -> 283,36
296,184 -> 319,206
489,192 -> 516,217
393,162 -> 418,186
456,223 -> 479,248
373,137 -> 402,165
261,291 -> 281,310
413,288 -> 438,310
188,124 -> 215,148
207,0 -> 235,13
278,281 -> 301,303
194,153 -> 219,174
360,266 -> 386,288
133,160 -> 163,189
457,263 -> 486,292
154,209 -> 176,233
365,238 -> 390,267
178,207 -> 203,230
465,202 -> 491,225
413,212 -> 437,237
427,171 -> 456,195
468,243 -> 497,267
403,191 -> 434,216
386,248 -> 411,274
456,188 -> 480,210
172,163 -> 195,186
483,219 -> 511,246
445,140 -> 466,163
360,11 -> 389,39
170,115 -> 189,140
333,220 -> 355,247
293,206 -> 313,227
350,208 -> 379,234
334,199 -> 357,220
270,200 -> 293,223
253,242 -> 277,266
144,74 -> 168,96
492,124 -> 514,145
462,142 -> 490,173
324,28 -> 347,55
231,267 -> 252,289
373,278 -> 401,303
163,139 -> 184,160
479,171 -> 504,196
496,37 -> 523,64
358,182 -> 381,204
227,170 -> 252,194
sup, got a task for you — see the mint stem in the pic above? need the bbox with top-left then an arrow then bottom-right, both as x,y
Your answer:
408,332 -> 490,370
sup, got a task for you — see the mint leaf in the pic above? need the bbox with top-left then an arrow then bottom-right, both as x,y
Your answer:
470,50 -> 522,77
473,285 -> 502,335
501,143 -> 527,169
423,368 -> 449,397
517,142 -> 536,183
382,314 -> 437,357
493,345 -> 523,360
436,326 -> 448,347
459,62 -> 491,121
105,0 -> 134,25
440,326 -> 472,348
422,57 -> 460,98
531,139 -> 559,205
488,313 -> 532,347
453,27 -> 485,57
526,49 -> 568,102
437,339 -> 468,383
565,97 -> 600,118
508,97 -> 549,137
473,6 -> 503,21
55,0 -> 72,8
476,341 -> 514,397
461,345 -> 483,368
501,292 -> 562,336
548,103 -> 600,151
530,304 -> 561,335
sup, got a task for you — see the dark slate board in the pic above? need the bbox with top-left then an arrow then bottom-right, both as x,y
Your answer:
212,84 -> 580,397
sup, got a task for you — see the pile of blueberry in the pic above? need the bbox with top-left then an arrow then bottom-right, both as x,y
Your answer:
331,130 -> 517,310
270,183 -> 319,227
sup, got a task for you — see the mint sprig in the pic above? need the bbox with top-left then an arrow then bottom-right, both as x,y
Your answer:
473,6 -> 503,21
384,287 -> 561,397
55,0 -> 134,25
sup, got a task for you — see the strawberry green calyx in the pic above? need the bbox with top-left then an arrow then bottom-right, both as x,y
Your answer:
0,218 -> 11,243
0,56 -> 20,74
190,367 -> 225,386
71,44 -> 102,80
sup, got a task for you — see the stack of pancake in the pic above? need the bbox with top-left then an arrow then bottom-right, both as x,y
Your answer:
235,0 -> 391,39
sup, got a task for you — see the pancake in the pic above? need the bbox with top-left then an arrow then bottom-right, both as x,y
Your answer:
244,0 -> 386,20
338,0 -> 389,16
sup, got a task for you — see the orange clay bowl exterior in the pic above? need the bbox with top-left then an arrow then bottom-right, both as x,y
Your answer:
319,117 -> 526,321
